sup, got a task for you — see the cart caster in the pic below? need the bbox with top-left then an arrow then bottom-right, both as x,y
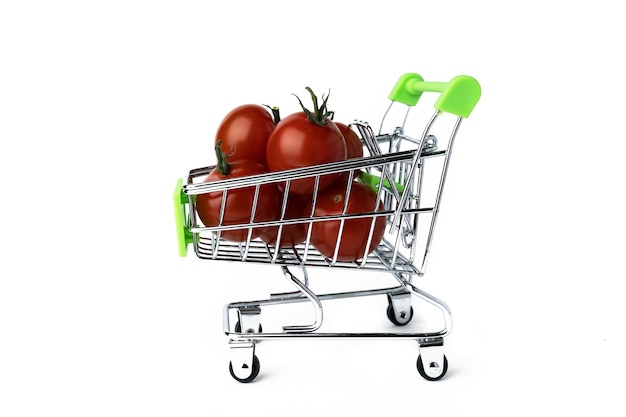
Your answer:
229,354 -> 261,383
233,305 -> 262,333
417,341 -> 447,381
234,321 -> 263,334
386,304 -> 414,326
417,354 -> 448,381
386,292 -> 413,326
229,342 -> 260,383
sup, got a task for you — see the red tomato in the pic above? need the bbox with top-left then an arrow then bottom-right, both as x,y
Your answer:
266,112 -> 346,195
196,155 -> 281,242
266,87 -> 347,196
335,121 -> 364,183
259,194 -> 310,249
306,180 -> 386,262
215,104 -> 277,166
335,122 -> 363,160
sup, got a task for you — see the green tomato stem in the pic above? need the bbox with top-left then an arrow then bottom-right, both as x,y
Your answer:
293,87 -> 334,126
263,104 -> 281,125
214,140 -> 231,176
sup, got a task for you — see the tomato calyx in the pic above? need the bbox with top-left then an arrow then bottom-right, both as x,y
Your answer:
214,140 -> 231,176
293,87 -> 335,127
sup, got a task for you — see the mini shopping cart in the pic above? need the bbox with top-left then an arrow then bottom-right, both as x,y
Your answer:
173,73 -> 481,382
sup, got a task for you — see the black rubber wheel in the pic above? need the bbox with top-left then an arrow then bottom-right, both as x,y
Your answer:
386,303 -> 414,326
416,354 -> 448,381
234,321 -> 262,333
229,354 -> 261,383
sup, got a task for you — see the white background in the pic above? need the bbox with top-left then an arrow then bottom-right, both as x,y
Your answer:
1,1 -> 625,415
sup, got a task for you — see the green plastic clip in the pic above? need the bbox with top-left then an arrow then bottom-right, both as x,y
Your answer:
359,171 -> 405,196
173,178 -> 193,257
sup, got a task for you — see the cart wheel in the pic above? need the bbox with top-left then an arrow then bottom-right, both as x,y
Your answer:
229,354 -> 260,383
386,303 -> 414,326
416,354 -> 448,381
234,321 -> 263,334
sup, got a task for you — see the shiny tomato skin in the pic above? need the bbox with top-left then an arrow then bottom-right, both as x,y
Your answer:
266,112 -> 347,196
215,104 -> 275,166
259,194 -> 310,249
336,122 -> 363,160
195,160 -> 281,242
306,180 -> 386,262
335,121 -> 364,183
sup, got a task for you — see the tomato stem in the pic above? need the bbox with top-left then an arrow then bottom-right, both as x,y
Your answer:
214,140 -> 231,176
293,87 -> 334,126
263,104 -> 281,125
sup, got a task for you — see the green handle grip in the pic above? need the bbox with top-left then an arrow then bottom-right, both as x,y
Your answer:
388,73 -> 481,118
173,178 -> 193,257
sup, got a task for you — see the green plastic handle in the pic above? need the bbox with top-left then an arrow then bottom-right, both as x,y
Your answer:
388,73 -> 481,118
173,178 -> 193,257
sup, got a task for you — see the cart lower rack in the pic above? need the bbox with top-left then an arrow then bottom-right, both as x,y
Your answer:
173,73 -> 481,382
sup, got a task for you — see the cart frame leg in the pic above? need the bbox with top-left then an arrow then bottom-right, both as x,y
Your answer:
281,266 -> 323,333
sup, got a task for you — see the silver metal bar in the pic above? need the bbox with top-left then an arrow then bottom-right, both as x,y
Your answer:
190,209 -> 397,233
227,331 -> 448,341
359,175 -> 386,268
183,150 -> 416,195
280,266 -> 323,333
389,110 -> 441,232
419,116 -> 463,273
394,273 -> 452,338
225,285 -> 408,312
354,122 -> 413,233
330,170 -> 355,266
378,101 -> 394,136
271,180 -> 292,260
301,175 -> 321,264
241,184 -> 261,261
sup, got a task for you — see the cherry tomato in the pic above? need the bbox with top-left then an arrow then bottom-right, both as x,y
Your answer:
266,112 -> 346,195
259,194 -> 310,249
196,145 -> 281,242
215,104 -> 277,166
335,121 -> 364,183
335,122 -> 363,160
306,180 -> 386,262
266,87 -> 347,196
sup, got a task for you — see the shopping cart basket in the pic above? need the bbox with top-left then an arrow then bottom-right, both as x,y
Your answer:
173,73 -> 481,382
